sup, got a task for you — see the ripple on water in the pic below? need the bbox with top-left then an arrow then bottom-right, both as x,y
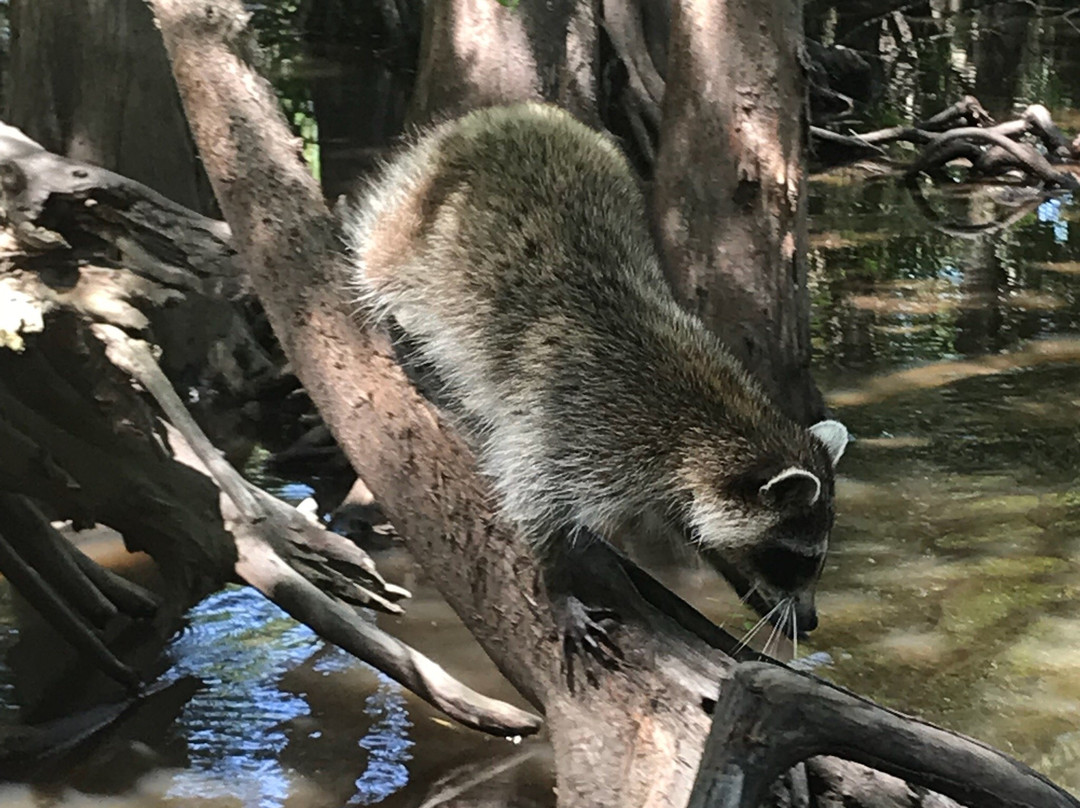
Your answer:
162,586 -> 413,808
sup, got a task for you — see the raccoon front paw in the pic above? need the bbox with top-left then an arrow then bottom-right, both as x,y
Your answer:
553,594 -> 624,691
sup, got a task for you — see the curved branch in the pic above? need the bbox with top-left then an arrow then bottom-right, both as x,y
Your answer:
907,181 -> 1047,240
688,662 -> 1080,808
235,533 -> 542,738
95,324 -> 540,738
908,127 -> 1080,189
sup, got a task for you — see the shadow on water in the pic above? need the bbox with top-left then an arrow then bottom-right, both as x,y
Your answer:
2,0 -> 1080,804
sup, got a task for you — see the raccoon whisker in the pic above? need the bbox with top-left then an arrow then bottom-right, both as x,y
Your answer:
739,583 -> 759,607
791,602 -> 798,662
733,611 -> 771,654
765,599 -> 792,657
763,614 -> 781,657
735,599 -> 784,654
765,598 -> 796,658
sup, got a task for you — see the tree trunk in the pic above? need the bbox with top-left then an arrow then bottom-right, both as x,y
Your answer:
408,0 -> 601,125
652,0 -> 824,425
6,0 -> 217,215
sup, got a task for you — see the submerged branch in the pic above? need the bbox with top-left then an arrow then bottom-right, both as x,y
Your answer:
0,525 -> 140,690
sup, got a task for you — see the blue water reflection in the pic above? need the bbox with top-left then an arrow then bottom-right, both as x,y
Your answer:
349,675 -> 412,806
161,586 -> 412,808
164,587 -> 318,807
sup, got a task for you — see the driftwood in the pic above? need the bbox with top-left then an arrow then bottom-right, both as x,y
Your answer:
142,0 -> 1080,805
809,96 -> 1080,189
98,325 -> 540,737
0,126 -> 540,738
688,663 -> 1079,808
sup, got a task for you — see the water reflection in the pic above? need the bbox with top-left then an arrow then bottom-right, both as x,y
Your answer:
348,674 -> 412,805
163,587 -> 322,808
809,181 -> 1080,377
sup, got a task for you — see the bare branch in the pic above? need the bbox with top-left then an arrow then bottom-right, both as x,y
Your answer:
95,324 -> 541,738
689,663 -> 1080,808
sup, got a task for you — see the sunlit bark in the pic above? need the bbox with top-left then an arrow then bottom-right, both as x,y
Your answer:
653,0 -> 824,425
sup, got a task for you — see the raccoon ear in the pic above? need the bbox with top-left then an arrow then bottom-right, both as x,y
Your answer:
759,467 -> 821,509
809,419 -> 849,467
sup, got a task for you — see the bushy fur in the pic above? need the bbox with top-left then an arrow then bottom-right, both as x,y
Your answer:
346,103 -> 844,625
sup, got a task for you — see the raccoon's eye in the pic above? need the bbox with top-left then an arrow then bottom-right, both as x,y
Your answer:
752,546 -> 823,592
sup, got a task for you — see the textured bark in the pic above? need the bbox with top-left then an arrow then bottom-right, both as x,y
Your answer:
6,0 -> 217,215
653,0 -> 824,425
409,0 -> 601,125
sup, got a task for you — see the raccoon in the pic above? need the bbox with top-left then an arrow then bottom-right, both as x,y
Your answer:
346,102 -> 848,639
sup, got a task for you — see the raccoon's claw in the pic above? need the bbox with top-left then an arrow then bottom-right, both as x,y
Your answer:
555,595 -> 624,691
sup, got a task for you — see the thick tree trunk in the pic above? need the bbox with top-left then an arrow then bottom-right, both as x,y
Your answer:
652,0 -> 824,425
409,0 -> 601,125
6,0 -> 217,215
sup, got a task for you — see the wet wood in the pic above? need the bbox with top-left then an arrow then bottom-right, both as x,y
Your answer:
0,525 -> 140,690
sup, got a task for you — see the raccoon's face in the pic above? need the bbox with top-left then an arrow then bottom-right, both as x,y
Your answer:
688,419 -> 849,636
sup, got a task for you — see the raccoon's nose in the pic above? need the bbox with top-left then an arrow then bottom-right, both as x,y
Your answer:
794,594 -> 818,633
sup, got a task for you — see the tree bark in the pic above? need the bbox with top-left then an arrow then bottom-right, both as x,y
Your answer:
653,0 -> 824,425
409,0 -> 601,125
7,0 -> 217,215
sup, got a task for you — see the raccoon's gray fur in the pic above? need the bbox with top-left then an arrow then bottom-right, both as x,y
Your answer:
346,103 -> 848,631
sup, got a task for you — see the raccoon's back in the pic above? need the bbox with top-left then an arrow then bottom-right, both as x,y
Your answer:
346,103 -> 683,531
348,104 -> 670,411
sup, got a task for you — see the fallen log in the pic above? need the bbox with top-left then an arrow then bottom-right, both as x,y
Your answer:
0,125 -> 540,738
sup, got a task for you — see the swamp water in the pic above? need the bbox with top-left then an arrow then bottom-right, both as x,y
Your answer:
3,1 -> 1080,804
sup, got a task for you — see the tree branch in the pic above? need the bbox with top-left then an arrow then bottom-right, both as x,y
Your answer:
689,663 -> 1080,808
0,525 -> 140,690
95,323 -> 542,738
